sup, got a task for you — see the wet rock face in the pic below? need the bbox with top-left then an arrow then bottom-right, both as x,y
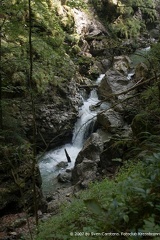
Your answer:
72,6 -> 111,60
56,161 -> 68,169
35,104 -> 77,151
19,80 -> 82,151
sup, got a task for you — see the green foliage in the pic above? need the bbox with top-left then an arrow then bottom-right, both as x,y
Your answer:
1,0 -> 76,94
111,17 -> 142,38
131,110 -> 160,140
84,198 -> 106,216
67,0 -> 87,9
129,42 -> 160,141
90,0 -> 157,38
141,86 -> 159,109
142,216 -> 160,234
36,146 -> 160,240
148,42 -> 160,73
119,0 -> 157,24
90,0 -> 103,12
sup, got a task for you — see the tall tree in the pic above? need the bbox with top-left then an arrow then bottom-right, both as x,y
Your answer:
0,8 -> 5,129
0,19 -> 2,130
28,0 -> 39,226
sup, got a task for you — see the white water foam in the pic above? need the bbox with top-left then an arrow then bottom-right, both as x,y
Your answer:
39,74 -> 105,194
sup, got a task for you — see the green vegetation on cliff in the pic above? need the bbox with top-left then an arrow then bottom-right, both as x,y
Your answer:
91,0 -> 157,38
0,0 -> 78,216
1,0 -> 76,95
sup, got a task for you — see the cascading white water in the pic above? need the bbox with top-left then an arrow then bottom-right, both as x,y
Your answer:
127,72 -> 135,80
39,74 -> 105,194
72,89 -> 99,147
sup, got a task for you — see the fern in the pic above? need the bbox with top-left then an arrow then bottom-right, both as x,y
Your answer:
112,17 -> 142,39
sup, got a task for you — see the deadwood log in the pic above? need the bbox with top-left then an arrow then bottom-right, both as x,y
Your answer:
64,148 -> 71,163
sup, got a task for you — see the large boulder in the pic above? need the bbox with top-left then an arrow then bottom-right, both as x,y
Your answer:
72,158 -> 98,188
100,59 -> 112,72
113,55 -> 131,75
35,105 -> 77,150
57,171 -> 72,183
98,69 -> 134,101
97,109 -> 124,133
72,132 -> 103,186
99,125 -> 132,175
74,132 -> 103,165
99,137 -> 123,173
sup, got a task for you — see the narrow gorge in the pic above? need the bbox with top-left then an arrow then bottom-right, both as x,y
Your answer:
0,0 -> 160,239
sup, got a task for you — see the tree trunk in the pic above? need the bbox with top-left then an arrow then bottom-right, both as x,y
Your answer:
0,25 -> 2,130
28,0 -> 38,226
0,13 -> 4,130
64,148 -> 71,163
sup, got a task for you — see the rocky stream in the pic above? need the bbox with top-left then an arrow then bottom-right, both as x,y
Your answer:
0,1 -> 160,239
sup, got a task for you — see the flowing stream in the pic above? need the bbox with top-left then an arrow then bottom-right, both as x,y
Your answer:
39,46 -> 151,195
39,74 -> 105,195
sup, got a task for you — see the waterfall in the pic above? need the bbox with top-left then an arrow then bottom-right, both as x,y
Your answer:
72,89 -> 99,147
39,74 -> 105,194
